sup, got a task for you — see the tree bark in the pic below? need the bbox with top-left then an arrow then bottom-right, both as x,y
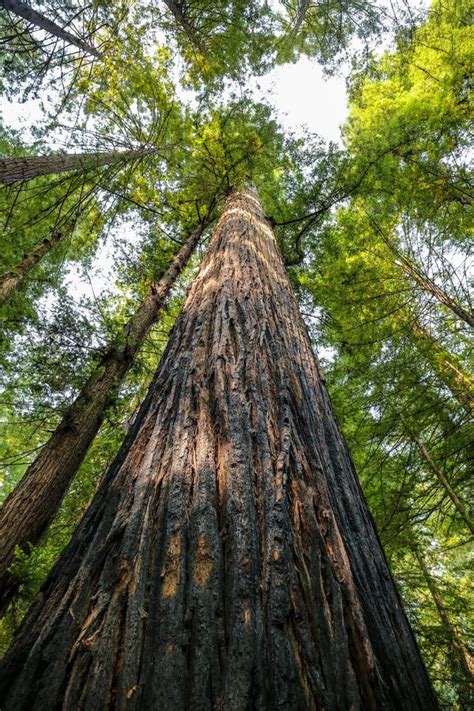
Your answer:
0,188 -> 437,709
0,219 -> 209,613
0,148 -> 155,185
0,0 -> 101,57
292,0 -> 311,35
0,231 -> 64,306
415,550 -> 474,688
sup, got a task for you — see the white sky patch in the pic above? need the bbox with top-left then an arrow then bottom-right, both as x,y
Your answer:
254,58 -> 348,143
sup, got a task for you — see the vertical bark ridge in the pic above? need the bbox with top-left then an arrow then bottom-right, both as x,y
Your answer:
0,189 -> 437,709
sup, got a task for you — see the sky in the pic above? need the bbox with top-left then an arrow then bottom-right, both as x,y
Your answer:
254,58 -> 348,144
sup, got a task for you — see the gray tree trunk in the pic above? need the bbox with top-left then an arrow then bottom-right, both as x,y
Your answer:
0,0 -> 100,57
0,148 -> 154,185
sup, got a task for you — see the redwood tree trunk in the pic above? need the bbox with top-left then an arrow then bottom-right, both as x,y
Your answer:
0,189 -> 437,709
0,219 -> 209,612
0,231 -> 63,306
0,148 -> 154,185
0,0 -> 100,57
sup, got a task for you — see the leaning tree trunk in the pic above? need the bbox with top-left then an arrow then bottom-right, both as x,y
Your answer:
0,188 -> 437,710
397,256 -> 474,328
400,416 -> 473,534
162,0 -> 207,53
0,148 -> 155,185
0,0 -> 100,57
411,319 -> 474,415
0,219 -> 209,613
369,215 -> 474,328
0,231 -> 64,306
415,550 -> 474,687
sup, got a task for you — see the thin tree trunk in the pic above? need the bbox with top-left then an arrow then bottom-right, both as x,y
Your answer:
415,549 -> 474,687
400,415 -> 473,534
0,0 -> 101,57
162,0 -> 207,53
0,231 -> 63,306
411,320 -> 474,414
396,255 -> 474,328
292,0 -> 310,34
0,188 -> 437,709
0,148 -> 155,185
0,218 -> 210,613
368,215 -> 474,328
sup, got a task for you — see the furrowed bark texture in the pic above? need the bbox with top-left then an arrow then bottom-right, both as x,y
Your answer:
0,221 -> 207,612
0,231 -> 63,306
0,0 -> 100,57
0,148 -> 153,185
0,190 -> 437,709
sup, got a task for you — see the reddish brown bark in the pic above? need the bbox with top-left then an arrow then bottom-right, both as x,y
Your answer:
0,189 -> 437,709
0,231 -> 63,306
0,219 -> 209,612
0,0 -> 100,57
0,148 -> 154,185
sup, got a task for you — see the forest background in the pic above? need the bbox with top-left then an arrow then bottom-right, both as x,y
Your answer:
0,0 -> 472,707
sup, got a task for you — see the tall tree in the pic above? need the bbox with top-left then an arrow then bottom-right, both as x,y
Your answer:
0,230 -> 64,306
414,548 -> 474,689
0,147 -> 157,185
0,141 -> 156,306
0,215 -> 213,612
0,0 -> 101,57
399,415 -> 473,534
411,320 -> 474,415
0,188 -> 436,709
